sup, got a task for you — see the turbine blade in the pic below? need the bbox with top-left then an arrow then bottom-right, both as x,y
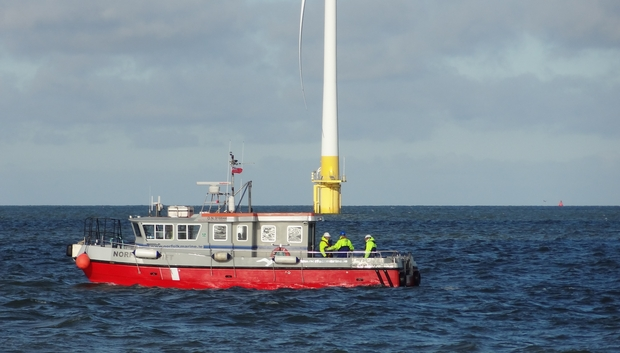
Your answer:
299,0 -> 308,109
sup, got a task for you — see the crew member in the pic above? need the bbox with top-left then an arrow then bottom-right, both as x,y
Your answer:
319,232 -> 332,257
364,234 -> 377,258
327,231 -> 354,258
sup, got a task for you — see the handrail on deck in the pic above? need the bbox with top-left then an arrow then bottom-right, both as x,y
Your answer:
83,217 -> 124,247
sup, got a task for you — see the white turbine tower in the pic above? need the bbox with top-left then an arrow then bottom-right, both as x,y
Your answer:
300,0 -> 345,214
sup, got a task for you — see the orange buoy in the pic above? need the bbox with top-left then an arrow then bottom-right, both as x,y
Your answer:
76,253 -> 91,270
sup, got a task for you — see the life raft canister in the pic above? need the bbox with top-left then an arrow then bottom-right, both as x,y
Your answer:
270,247 -> 290,257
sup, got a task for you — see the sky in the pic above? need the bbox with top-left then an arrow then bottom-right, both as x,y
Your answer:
1,0 -> 619,206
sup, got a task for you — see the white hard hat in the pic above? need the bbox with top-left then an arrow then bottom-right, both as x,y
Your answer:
365,234 -> 372,239
323,232 -> 331,237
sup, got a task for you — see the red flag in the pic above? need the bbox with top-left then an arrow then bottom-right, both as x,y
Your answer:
232,167 -> 243,174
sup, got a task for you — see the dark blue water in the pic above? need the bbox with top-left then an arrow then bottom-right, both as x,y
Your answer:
1,206 -> 619,352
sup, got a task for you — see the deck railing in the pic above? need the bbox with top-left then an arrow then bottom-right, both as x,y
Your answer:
83,217 -> 124,247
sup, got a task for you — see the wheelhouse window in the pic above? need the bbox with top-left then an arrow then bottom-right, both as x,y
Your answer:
287,225 -> 302,243
156,224 -> 173,240
142,224 -> 173,240
188,225 -> 200,239
237,225 -> 248,241
178,224 -> 201,240
132,223 -> 142,238
143,224 -> 154,239
212,224 -> 228,241
261,225 -> 276,243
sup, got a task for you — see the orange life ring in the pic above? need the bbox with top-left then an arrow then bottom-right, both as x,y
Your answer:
271,247 -> 290,257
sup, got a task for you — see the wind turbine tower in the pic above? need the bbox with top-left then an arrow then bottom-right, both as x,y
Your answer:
310,0 -> 345,214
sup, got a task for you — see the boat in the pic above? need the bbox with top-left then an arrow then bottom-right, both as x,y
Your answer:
66,153 -> 421,289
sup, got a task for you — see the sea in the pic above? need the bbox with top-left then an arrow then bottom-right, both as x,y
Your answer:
1,205 -> 619,353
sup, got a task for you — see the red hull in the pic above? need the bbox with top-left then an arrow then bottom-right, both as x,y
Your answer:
82,261 -> 404,290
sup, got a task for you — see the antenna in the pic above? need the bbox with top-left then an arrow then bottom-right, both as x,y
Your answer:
239,141 -> 245,188
197,149 -> 252,213
149,195 -> 162,217
226,141 -> 232,196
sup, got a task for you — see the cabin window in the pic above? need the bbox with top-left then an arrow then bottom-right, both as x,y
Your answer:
287,226 -> 303,243
143,224 -> 154,239
212,224 -> 228,241
178,224 -> 201,240
178,225 -> 187,240
261,225 -> 276,243
155,224 -> 173,240
188,225 -> 200,239
142,224 -> 173,240
237,225 -> 248,241
155,225 -> 164,239
132,223 -> 142,238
